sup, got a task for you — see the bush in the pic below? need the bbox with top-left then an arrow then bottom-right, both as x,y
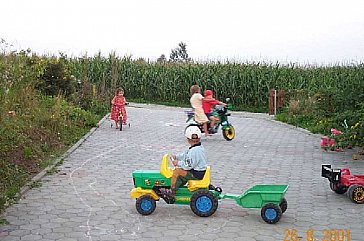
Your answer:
278,90 -> 364,148
36,57 -> 76,98
331,103 -> 364,148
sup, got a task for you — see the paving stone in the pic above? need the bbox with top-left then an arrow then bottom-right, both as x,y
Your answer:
31,228 -> 52,236
41,232 -> 66,240
0,236 -> 21,241
19,234 -> 43,240
3,228 -> 30,237
234,237 -> 256,241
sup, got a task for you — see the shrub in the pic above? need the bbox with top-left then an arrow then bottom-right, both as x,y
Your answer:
36,57 -> 76,98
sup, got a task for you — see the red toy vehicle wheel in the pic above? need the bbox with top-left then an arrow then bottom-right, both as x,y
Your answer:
347,184 -> 364,204
330,182 -> 348,194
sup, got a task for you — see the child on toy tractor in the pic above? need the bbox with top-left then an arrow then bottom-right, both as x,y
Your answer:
162,125 -> 208,200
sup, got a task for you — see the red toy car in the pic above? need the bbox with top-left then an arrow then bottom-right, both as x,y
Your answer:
321,164 -> 364,204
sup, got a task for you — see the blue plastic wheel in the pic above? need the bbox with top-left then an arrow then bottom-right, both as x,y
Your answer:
265,208 -> 277,220
141,199 -> 152,211
196,196 -> 213,212
261,203 -> 282,224
136,195 -> 156,215
190,190 -> 218,217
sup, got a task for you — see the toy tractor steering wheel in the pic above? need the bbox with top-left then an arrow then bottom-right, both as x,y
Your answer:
168,155 -> 176,170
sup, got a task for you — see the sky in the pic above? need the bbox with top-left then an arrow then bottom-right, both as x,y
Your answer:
1,0 -> 364,65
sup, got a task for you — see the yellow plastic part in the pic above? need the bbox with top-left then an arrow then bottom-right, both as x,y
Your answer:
159,153 -> 211,192
160,154 -> 173,178
130,187 -> 159,200
187,166 -> 211,192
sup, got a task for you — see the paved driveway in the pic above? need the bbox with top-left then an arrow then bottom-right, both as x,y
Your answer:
1,103 -> 363,241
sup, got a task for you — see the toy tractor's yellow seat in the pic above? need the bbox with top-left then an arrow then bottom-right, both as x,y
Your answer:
187,166 -> 210,192
160,154 -> 211,192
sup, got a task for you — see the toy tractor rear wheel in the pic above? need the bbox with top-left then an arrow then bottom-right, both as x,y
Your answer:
136,195 -> 156,215
279,197 -> 288,214
222,125 -> 235,141
190,190 -> 218,217
347,184 -> 364,204
330,182 -> 347,194
261,203 -> 282,224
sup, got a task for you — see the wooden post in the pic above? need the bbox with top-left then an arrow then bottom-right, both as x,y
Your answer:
269,89 -> 285,115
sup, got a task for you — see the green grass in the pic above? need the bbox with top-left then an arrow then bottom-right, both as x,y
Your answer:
0,95 -> 101,214
0,218 -> 9,225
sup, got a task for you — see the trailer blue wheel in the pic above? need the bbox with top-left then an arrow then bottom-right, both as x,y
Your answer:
265,208 -> 277,219
136,195 -> 156,215
190,190 -> 218,217
261,203 -> 282,224
279,197 -> 288,214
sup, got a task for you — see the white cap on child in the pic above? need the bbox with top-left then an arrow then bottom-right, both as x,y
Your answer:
185,126 -> 202,139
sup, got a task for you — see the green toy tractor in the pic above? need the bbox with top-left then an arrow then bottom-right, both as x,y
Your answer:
130,154 -> 289,224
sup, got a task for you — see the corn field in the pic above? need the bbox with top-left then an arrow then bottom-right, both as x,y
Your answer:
67,54 -> 364,112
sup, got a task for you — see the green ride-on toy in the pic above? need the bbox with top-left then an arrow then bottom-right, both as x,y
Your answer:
185,98 -> 235,141
130,154 -> 289,224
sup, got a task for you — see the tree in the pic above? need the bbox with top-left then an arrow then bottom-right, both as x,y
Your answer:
169,42 -> 192,63
157,54 -> 167,63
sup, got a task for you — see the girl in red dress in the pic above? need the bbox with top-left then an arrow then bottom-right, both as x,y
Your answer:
110,88 -> 128,128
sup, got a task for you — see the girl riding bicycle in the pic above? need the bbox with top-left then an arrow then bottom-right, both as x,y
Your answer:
110,88 -> 128,129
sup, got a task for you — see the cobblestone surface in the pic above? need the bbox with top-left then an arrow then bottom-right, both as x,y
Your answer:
1,103 -> 363,241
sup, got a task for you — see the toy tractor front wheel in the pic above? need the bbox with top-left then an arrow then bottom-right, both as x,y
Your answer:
136,195 -> 156,215
222,125 -> 235,141
347,184 -> 364,204
190,190 -> 218,217
261,203 -> 282,224
330,182 -> 348,194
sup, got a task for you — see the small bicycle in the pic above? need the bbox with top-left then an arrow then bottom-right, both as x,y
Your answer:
110,104 -> 130,131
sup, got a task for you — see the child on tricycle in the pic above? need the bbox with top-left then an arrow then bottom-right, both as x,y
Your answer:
110,88 -> 128,130
202,89 -> 226,133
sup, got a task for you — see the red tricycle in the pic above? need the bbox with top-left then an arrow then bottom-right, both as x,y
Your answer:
110,103 -> 130,131
321,164 -> 364,204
